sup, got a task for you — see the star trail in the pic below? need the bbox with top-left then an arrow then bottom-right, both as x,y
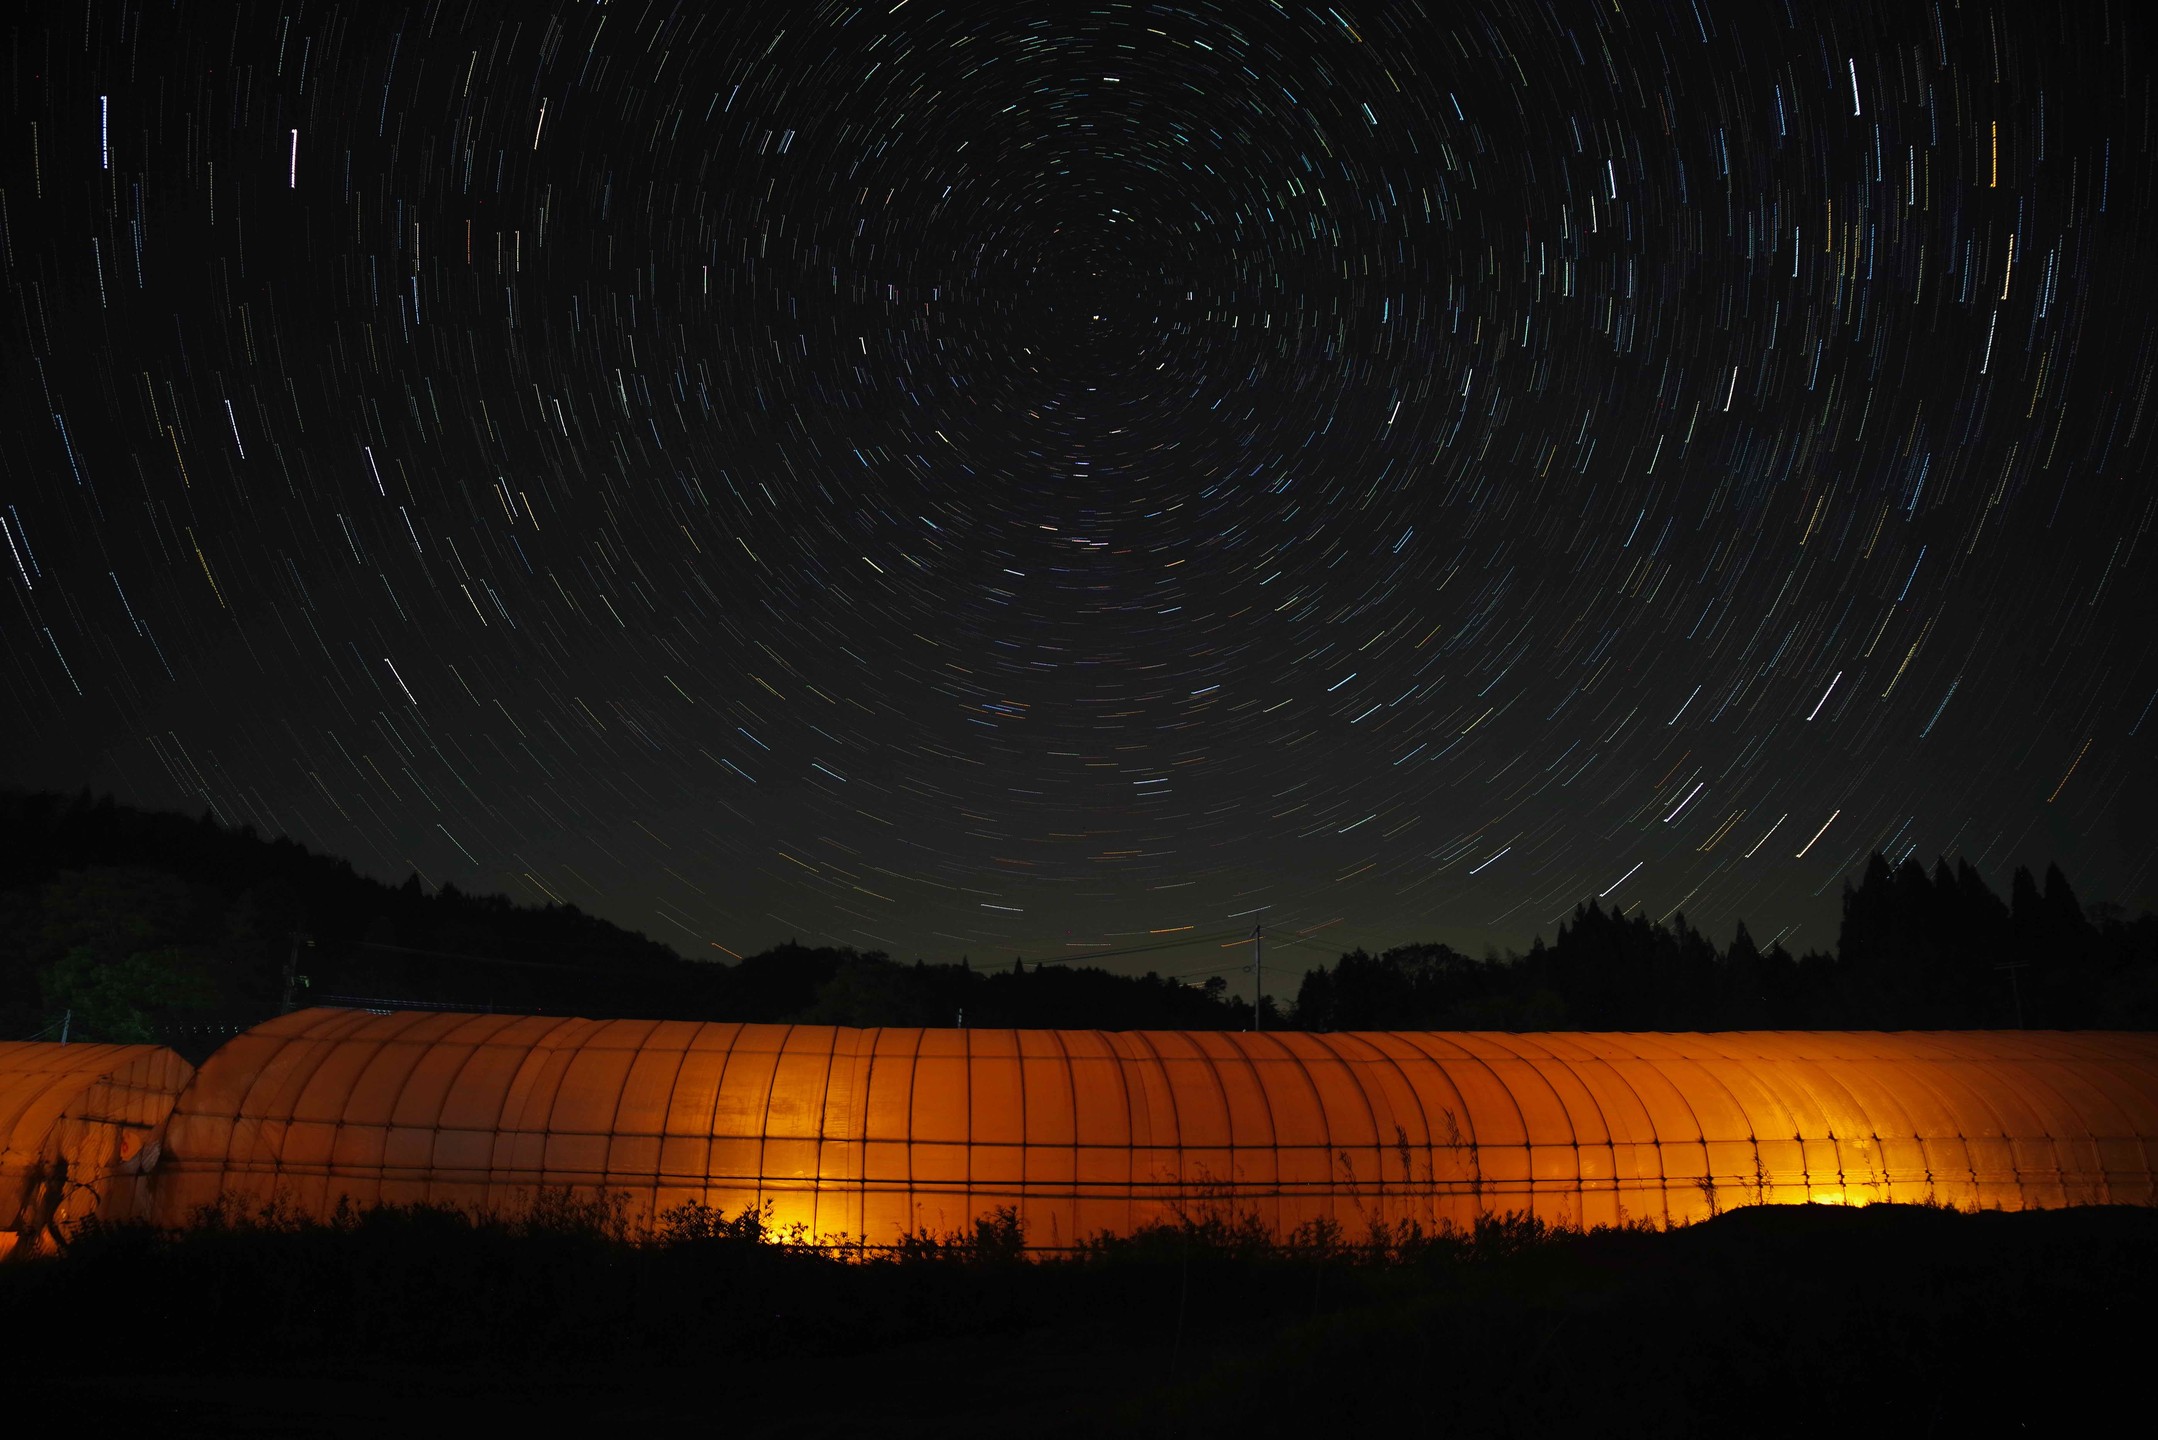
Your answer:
4,1 -> 2154,977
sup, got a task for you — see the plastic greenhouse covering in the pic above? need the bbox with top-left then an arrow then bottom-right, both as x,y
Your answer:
1,1041 -> 194,1258
143,1010 -> 2158,1246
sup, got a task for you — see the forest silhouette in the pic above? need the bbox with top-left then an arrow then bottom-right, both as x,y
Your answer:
1298,852 -> 2156,1032
4,789 -> 2153,1051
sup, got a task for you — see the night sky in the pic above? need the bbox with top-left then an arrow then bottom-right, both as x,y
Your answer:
5,1 -> 2154,982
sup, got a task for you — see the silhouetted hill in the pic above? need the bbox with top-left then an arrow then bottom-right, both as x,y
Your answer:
0,789 -> 689,1049
0,791 -> 1249,1052
7,791 -> 2152,1046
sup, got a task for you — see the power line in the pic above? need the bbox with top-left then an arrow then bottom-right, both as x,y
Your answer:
1152,927 -> 1349,985
1022,927 -> 1249,967
329,937 -> 625,972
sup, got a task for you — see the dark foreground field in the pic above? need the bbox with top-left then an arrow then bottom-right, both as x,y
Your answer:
4,1200 -> 2153,1436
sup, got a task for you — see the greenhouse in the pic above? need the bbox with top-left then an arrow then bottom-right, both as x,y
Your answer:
1,1041 -> 195,1258
144,1009 -> 2158,1246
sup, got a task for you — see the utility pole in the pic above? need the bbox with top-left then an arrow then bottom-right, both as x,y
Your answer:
282,931 -> 312,1015
1252,922 -> 1263,1032
58,1008 -> 70,1045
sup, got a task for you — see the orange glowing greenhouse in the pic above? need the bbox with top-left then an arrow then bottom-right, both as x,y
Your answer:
1,1040 -> 195,1258
140,1009 -> 2158,1247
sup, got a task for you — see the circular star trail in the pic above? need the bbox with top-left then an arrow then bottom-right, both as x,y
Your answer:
5,1 -> 2154,974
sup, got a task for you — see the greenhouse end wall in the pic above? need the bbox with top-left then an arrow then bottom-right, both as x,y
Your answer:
141,1010 -> 2158,1246
1,1041 -> 196,1258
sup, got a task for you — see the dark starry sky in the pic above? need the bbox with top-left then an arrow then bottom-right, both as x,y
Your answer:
5,0 -> 2155,982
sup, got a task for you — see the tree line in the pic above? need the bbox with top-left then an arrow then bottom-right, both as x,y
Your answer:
1296,854 -> 2157,1032
0,789 -> 1245,1053
3,790 -> 2153,1052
